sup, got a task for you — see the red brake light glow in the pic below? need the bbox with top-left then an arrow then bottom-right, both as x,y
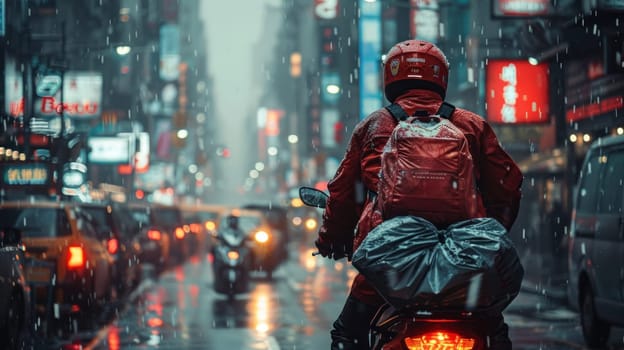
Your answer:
190,223 -> 201,233
147,229 -> 161,241
67,245 -> 85,269
404,331 -> 476,350
107,238 -> 119,255
175,227 -> 185,240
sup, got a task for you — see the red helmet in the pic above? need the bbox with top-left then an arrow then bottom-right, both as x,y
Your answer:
382,40 -> 449,102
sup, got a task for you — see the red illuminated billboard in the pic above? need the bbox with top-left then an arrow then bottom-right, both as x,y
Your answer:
491,0 -> 578,18
485,59 -> 550,124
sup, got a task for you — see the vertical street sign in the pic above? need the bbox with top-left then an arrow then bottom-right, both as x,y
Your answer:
358,0 -> 383,120
0,0 -> 5,36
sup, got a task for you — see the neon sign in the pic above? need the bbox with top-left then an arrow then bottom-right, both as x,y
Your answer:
1,163 -> 50,187
485,59 -> 550,124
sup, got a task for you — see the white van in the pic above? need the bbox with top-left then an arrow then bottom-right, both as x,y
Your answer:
567,134 -> 624,348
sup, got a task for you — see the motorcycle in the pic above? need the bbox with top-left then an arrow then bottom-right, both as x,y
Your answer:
299,186 -> 517,350
210,226 -> 252,298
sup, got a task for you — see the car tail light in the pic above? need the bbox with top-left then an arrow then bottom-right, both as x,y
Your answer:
67,245 -> 85,269
147,229 -> 162,241
404,331 -> 475,350
107,238 -> 119,255
254,230 -> 269,243
175,227 -> 185,240
63,341 -> 84,350
190,223 -> 201,233
205,220 -> 216,231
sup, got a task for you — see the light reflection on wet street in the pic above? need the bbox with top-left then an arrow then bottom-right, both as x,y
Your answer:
73,238 -> 624,350
84,244 -> 347,349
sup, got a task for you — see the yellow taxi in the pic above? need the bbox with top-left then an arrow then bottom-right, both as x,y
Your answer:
0,200 -> 116,321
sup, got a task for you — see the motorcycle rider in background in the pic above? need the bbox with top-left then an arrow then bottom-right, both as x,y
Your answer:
226,214 -> 241,232
314,39 -> 523,349
211,214 -> 245,257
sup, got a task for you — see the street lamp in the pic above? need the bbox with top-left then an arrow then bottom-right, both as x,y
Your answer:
325,84 -> 341,95
176,129 -> 189,140
267,146 -> 278,156
115,45 -> 131,56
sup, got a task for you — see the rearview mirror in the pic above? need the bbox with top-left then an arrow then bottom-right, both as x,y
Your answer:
299,187 -> 328,209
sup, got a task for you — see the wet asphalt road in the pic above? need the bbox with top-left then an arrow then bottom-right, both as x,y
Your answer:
28,237 -> 624,350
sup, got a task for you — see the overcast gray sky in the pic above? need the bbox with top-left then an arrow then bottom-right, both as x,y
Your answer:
200,1 -> 276,203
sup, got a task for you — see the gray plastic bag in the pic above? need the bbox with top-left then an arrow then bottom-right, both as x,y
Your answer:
351,216 -> 523,311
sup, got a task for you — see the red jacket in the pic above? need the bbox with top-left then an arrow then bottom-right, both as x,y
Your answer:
317,90 -> 523,304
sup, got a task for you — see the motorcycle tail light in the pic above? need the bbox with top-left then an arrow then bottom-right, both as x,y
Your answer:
147,229 -> 161,241
254,230 -> 269,243
404,331 -> 475,350
175,227 -> 186,240
67,245 -> 85,269
107,238 -> 119,255
227,251 -> 240,260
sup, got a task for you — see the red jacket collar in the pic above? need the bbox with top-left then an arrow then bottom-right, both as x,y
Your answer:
393,90 -> 444,115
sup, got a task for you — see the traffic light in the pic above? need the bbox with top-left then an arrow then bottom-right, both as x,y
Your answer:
216,145 -> 230,158
320,25 -> 337,68
334,121 -> 344,145
171,111 -> 188,148
171,129 -> 187,148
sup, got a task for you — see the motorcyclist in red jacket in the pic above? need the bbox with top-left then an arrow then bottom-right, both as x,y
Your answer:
315,39 -> 523,350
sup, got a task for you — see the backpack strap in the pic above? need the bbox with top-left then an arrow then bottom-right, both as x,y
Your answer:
437,101 -> 455,119
385,103 -> 410,121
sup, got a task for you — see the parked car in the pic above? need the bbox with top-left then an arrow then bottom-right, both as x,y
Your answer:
0,227 -> 30,350
78,202 -> 144,296
217,208 -> 285,279
567,134 -> 624,348
0,201 -> 116,322
125,202 -> 170,273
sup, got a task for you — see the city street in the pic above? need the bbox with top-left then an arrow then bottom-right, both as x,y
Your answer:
29,236 -> 622,350
3,1 -> 624,350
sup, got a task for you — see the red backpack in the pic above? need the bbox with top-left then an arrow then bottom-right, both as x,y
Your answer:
376,102 -> 481,228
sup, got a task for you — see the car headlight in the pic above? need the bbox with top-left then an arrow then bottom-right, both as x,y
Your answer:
292,216 -> 303,226
205,220 -> 216,231
227,250 -> 240,261
254,230 -> 270,243
305,218 -> 318,231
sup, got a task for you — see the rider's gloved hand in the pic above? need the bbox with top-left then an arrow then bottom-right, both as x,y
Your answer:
315,237 -> 353,261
